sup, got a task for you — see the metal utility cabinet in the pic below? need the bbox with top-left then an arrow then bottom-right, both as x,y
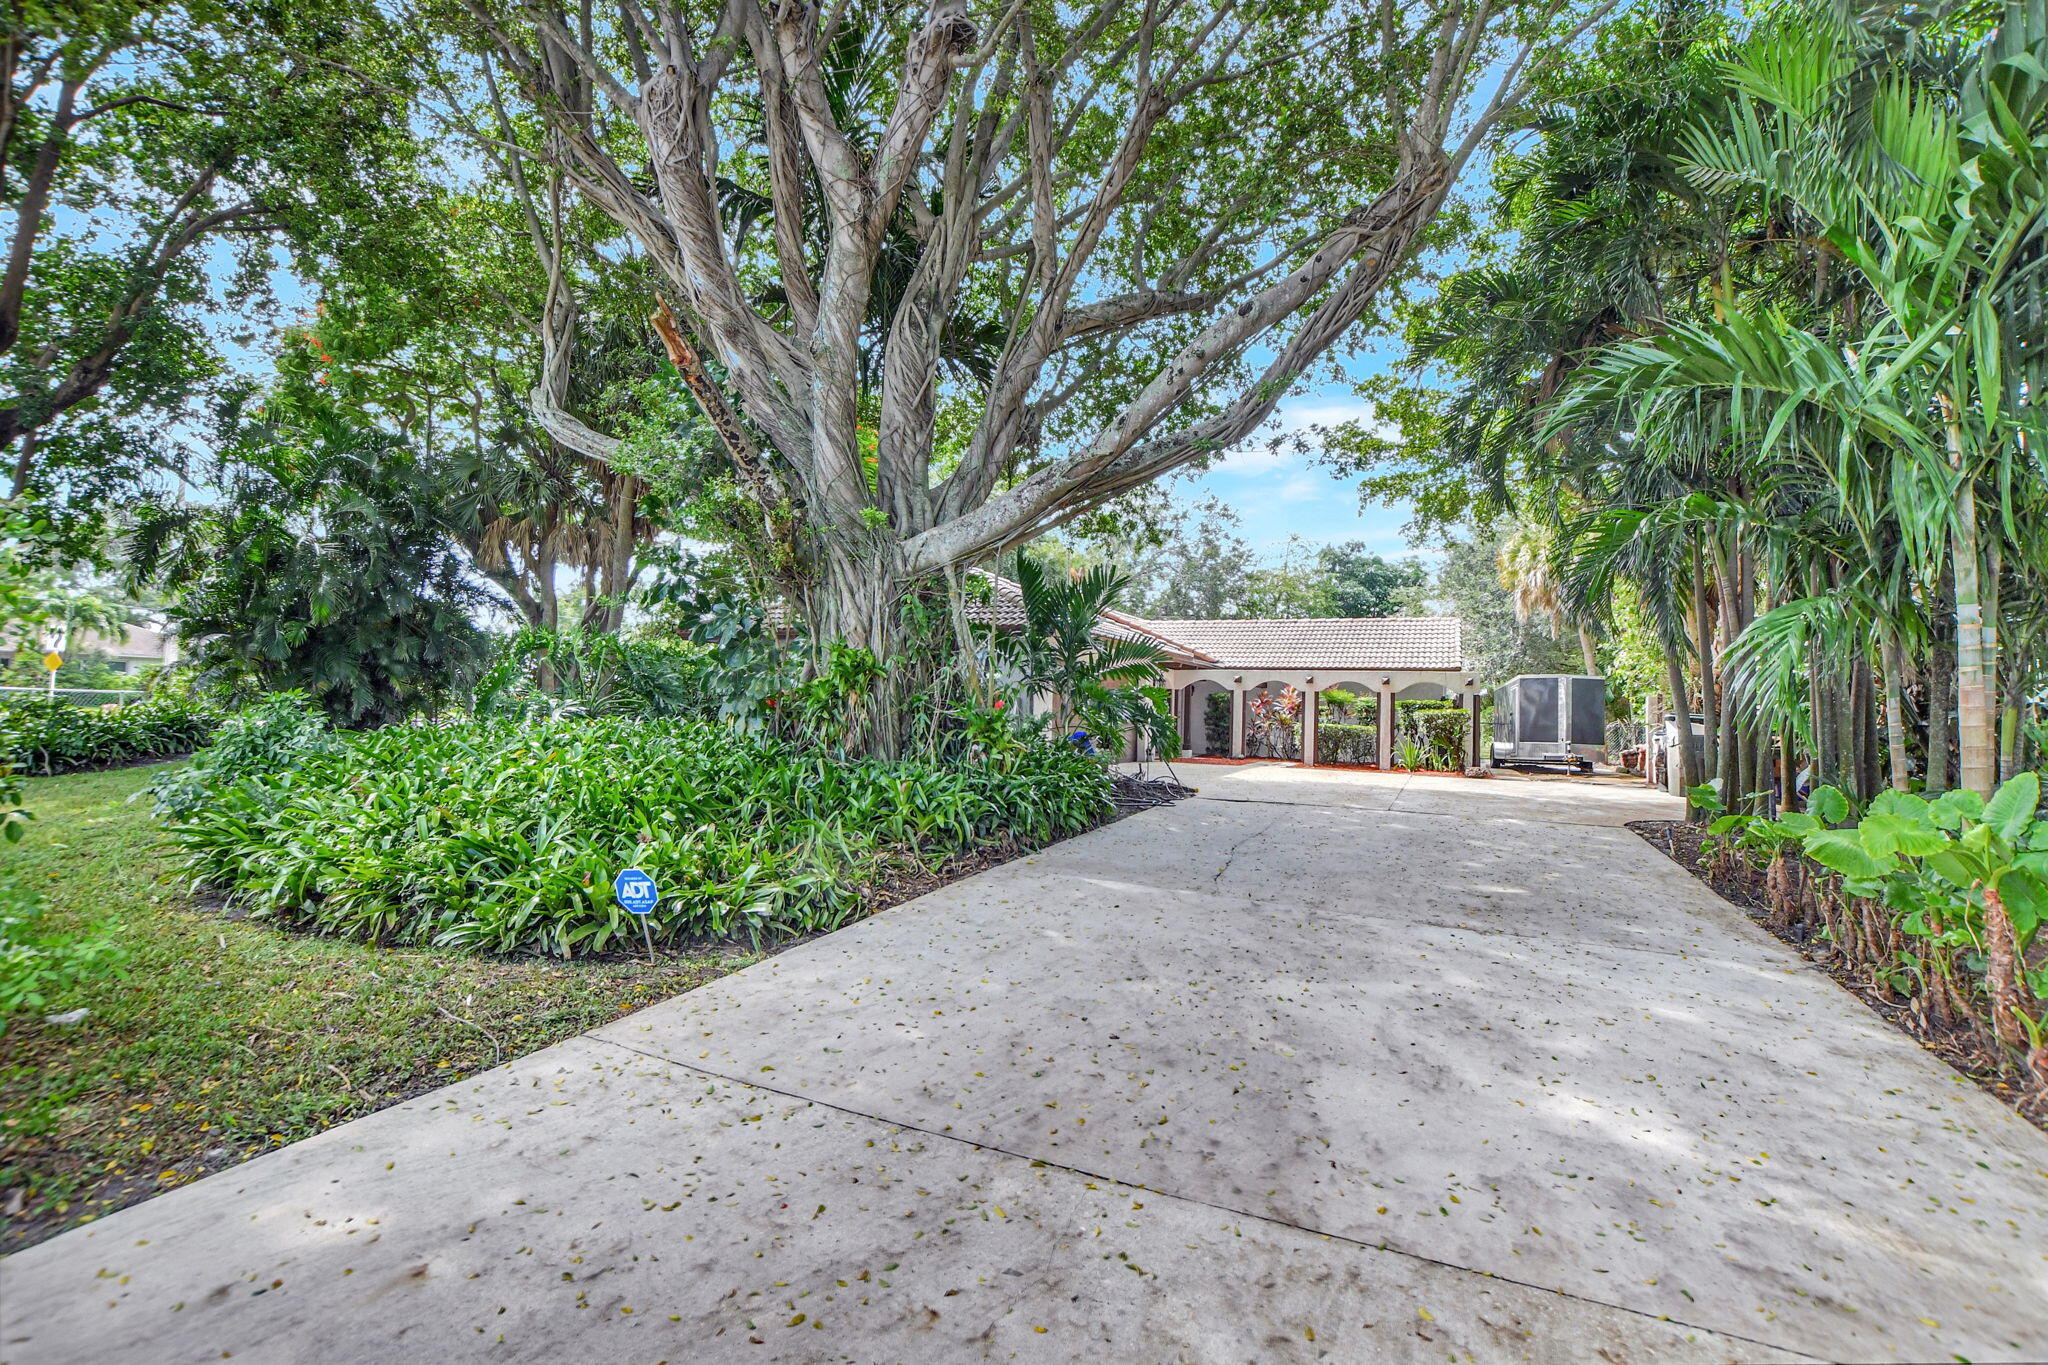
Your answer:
1490,674 -> 1606,771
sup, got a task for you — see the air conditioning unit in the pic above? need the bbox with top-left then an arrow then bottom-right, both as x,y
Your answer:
1490,675 -> 1605,773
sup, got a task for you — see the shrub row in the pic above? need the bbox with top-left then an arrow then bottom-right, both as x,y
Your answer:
163,714 -> 1114,956
1315,722 -> 1377,765
0,693 -> 220,775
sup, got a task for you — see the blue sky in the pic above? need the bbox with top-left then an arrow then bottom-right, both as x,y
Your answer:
1170,377 -> 1424,563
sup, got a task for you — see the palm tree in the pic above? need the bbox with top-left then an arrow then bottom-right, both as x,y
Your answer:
987,557 -> 1177,756
1547,0 -> 2048,796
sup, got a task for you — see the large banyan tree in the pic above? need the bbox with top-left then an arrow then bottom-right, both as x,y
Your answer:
447,0 -> 1604,741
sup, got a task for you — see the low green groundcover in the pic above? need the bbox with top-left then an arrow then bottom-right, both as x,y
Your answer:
164,716 -> 1113,956
2,694 -> 219,775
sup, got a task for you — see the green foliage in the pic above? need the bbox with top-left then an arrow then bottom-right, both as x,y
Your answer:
674,595 -> 798,726
0,0 -> 436,558
1398,706 -> 1469,771
472,627 -> 711,722
1318,542 -> 1429,618
1316,721 -> 1378,765
0,877 -> 126,1030
776,642 -> 890,756
162,716 -> 1115,957
1116,495 -> 1258,618
0,693 -> 218,775
147,691 -> 337,820
135,418 -> 493,727
1711,771 -> 2048,1050
1424,526 -> 1580,687
0,724 -> 125,1032
988,556 -> 1179,759
1203,690 -> 1231,753
0,761 -> 759,1241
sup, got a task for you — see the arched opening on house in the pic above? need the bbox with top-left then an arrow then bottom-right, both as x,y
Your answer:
1313,679 -> 1382,766
1392,680 -> 1468,772
1183,680 -> 1232,756
1244,680 -> 1303,760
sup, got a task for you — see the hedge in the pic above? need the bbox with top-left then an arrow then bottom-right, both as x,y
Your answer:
0,694 -> 220,775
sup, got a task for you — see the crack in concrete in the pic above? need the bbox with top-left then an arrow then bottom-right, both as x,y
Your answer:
1207,806 -> 1284,885
585,1031 -> 1824,1364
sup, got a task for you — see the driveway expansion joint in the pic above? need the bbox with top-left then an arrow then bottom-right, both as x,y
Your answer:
583,1030 -> 1823,1363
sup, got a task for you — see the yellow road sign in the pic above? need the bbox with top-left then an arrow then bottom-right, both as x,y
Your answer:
41,651 -> 62,672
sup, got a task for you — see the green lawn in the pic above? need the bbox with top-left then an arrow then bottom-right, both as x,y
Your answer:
0,762 -> 759,1251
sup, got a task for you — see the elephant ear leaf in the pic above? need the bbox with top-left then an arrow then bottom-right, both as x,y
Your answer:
1925,848 -> 1984,890
1858,812 -> 1947,859
1932,788 -> 1984,829
1809,785 -> 1851,825
1998,867 -> 2046,939
1803,829 -> 1886,881
1867,790 -> 1930,820
1983,772 -> 2041,844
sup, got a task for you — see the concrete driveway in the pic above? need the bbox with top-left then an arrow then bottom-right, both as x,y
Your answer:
6,766 -> 2046,1363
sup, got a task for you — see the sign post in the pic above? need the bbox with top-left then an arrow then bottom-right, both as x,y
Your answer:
41,651 -> 60,697
613,867 -> 660,963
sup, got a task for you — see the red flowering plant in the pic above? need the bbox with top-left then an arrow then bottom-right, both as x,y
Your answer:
1247,685 -> 1303,759
956,693 -> 1030,765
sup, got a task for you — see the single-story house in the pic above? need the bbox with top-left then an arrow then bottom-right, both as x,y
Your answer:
1117,614 -> 1475,767
0,621 -> 179,677
948,575 -> 1476,768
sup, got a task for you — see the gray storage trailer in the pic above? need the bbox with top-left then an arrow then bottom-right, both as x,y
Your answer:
1490,674 -> 1606,772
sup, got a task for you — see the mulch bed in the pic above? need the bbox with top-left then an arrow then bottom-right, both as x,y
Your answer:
1630,818 -> 2047,1131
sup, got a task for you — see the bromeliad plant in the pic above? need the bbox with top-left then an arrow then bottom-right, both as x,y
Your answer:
1703,773 -> 2048,1097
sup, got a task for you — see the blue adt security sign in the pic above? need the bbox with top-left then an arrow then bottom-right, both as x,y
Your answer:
613,868 -> 659,915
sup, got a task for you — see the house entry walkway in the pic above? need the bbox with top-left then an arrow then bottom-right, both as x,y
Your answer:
5,768 -> 2046,1362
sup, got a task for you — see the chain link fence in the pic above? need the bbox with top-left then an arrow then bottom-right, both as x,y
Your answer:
0,685 -> 145,708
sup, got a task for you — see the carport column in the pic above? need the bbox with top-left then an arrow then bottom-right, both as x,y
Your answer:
1229,682 -> 1246,758
1377,681 -> 1395,769
1302,686 -> 1318,767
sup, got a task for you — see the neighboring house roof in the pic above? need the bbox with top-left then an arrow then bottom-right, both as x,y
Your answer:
1134,616 -> 1464,673
2,622 -> 175,663
75,623 -> 172,660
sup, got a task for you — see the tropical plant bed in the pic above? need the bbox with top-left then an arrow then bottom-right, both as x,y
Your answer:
1,693 -> 221,776
160,712 -> 1118,956
1630,817 -> 2047,1131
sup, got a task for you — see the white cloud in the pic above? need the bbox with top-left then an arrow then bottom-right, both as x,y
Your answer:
1210,393 -> 1390,475
1266,395 -> 1384,436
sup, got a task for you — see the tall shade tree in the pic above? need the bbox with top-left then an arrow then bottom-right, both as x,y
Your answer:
0,0 -> 424,551
442,0 -> 1614,749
